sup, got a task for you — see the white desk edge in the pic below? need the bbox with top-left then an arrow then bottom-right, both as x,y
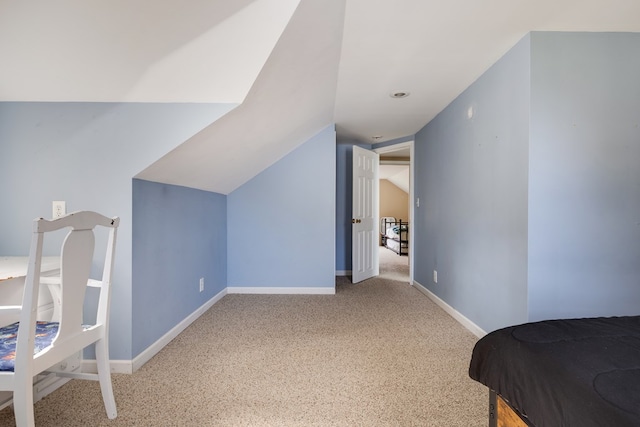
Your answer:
0,257 -> 61,281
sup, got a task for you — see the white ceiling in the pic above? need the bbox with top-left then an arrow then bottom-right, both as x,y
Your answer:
335,0 -> 640,143
3,0 -> 640,193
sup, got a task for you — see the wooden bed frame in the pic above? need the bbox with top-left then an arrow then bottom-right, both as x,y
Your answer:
489,391 -> 532,427
472,317 -> 640,427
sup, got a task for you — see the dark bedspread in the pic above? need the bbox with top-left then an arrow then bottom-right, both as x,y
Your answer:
469,316 -> 640,427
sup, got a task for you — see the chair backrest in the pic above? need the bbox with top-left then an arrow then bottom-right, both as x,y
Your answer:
15,211 -> 119,375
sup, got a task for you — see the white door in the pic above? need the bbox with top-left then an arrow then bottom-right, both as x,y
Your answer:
352,145 -> 379,283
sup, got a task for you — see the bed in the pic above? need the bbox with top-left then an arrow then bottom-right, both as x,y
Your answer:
380,217 -> 408,256
468,315 -> 640,427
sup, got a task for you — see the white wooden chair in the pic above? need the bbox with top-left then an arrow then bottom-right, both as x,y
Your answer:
0,211 -> 119,426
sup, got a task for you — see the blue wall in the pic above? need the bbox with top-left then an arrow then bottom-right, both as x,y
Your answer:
414,31 -> 640,333
414,35 -> 531,333
227,125 -> 336,289
528,32 -> 640,321
0,102 -> 234,359
132,179 -> 226,357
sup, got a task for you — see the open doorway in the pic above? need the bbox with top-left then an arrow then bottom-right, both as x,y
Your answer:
375,141 -> 413,283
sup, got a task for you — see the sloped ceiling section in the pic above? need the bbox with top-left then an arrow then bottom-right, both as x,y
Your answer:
380,166 -> 409,194
136,0 -> 346,194
0,0 -> 300,103
5,0 -> 640,195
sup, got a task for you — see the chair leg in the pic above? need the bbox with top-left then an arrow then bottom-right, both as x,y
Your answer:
95,338 -> 117,419
13,383 -> 36,427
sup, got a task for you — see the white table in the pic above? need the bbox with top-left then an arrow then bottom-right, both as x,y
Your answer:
0,256 -> 61,322
0,256 -> 60,282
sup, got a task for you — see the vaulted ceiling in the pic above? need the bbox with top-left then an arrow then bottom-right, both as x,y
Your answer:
3,0 -> 640,194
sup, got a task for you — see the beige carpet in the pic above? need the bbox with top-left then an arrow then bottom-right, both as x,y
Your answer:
0,247 -> 487,426
377,245 -> 411,282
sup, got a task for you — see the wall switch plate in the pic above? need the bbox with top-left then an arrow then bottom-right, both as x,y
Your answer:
199,277 -> 204,292
52,201 -> 66,218
433,270 -> 438,283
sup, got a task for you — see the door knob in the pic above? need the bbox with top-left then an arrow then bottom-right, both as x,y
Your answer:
352,218 -> 362,224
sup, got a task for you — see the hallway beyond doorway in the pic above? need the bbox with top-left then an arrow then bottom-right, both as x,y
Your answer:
378,245 -> 409,283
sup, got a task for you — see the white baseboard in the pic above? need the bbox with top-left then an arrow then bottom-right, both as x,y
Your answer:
83,285 -> 335,374
82,288 -> 228,374
412,280 -> 486,338
0,375 -> 73,412
227,286 -> 335,295
335,270 -> 351,276
82,358 -> 134,375
83,282 -> 483,378
131,288 -> 228,372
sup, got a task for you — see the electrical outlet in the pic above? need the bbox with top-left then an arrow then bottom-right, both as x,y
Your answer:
199,277 -> 204,292
433,270 -> 438,283
52,201 -> 66,219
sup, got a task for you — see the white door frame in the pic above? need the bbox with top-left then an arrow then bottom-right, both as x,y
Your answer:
374,140 -> 414,284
